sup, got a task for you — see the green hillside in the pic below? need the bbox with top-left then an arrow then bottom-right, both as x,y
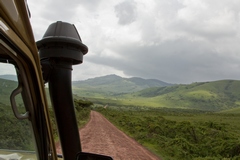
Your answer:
76,79 -> 240,111
128,80 -> 240,111
72,74 -> 172,97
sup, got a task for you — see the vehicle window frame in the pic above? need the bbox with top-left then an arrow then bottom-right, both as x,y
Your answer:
0,38 -> 52,160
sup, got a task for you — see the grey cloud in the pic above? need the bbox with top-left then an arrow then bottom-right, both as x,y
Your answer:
38,0 -> 97,22
77,0 -> 101,11
87,39 -> 240,84
114,0 -> 137,25
172,19 -> 238,40
172,1 -> 240,40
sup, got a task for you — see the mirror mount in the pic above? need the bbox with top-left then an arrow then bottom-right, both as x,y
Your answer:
76,152 -> 113,160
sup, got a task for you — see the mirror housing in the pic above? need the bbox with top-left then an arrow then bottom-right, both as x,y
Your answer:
76,152 -> 113,160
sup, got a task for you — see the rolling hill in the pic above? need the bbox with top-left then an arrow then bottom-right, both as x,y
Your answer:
73,76 -> 240,111
0,74 -> 17,81
126,80 -> 240,111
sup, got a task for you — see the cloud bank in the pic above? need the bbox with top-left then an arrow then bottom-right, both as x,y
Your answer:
28,0 -> 240,83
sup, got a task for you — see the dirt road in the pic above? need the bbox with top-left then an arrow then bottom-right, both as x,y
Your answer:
56,111 -> 160,159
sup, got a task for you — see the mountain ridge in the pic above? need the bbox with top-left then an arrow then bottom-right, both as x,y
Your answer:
73,74 -> 172,86
72,74 -> 173,95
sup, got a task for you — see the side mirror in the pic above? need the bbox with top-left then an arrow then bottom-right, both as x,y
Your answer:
76,152 -> 113,160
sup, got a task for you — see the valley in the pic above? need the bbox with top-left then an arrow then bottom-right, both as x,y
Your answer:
71,75 -> 240,159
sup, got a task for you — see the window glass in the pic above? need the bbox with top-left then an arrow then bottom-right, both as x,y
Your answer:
44,82 -> 60,155
0,62 -> 37,159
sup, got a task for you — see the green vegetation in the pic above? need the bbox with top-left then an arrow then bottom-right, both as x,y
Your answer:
0,78 -> 34,150
0,103 -> 35,150
49,98 -> 92,139
74,98 -> 92,127
96,107 -> 240,160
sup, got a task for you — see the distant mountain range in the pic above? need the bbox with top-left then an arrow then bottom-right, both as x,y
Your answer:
0,74 -> 17,81
72,74 -> 172,96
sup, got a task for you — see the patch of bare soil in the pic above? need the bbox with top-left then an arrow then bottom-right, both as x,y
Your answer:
56,111 -> 160,160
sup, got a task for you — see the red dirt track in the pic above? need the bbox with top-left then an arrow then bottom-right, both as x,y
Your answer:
57,111 -> 160,160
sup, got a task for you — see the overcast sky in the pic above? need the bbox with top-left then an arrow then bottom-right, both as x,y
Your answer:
27,0 -> 240,84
